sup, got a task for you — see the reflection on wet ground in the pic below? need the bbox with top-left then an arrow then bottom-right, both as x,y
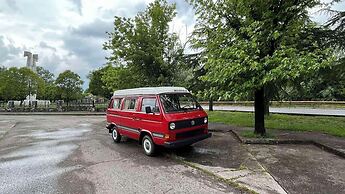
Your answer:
0,124 -> 91,193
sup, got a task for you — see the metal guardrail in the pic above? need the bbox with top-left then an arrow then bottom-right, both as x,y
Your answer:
199,101 -> 345,106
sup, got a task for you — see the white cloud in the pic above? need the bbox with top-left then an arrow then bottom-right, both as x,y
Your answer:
1,0 -> 344,89
0,0 -> 154,88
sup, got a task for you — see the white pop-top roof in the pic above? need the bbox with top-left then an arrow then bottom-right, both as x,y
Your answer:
113,87 -> 189,96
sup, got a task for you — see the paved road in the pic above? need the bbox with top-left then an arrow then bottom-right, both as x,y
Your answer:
202,105 -> 345,116
247,144 -> 345,194
0,115 -> 239,194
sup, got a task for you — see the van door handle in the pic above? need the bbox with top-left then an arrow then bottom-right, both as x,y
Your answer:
133,118 -> 140,121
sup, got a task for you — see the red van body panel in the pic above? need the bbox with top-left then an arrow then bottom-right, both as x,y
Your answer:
106,91 -> 211,149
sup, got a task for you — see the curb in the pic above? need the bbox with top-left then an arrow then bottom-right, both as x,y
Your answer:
208,129 -> 231,133
229,129 -> 345,159
312,141 -> 345,159
168,154 -> 258,194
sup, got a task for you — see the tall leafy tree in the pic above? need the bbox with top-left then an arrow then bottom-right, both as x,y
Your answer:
0,66 -> 4,101
103,0 -> 185,87
0,67 -> 44,101
36,66 -> 57,100
280,0 -> 345,101
36,66 -> 55,84
101,65 -> 141,91
87,65 -> 112,98
322,0 -> 345,100
325,0 -> 345,34
190,0 -> 334,134
55,70 -> 84,105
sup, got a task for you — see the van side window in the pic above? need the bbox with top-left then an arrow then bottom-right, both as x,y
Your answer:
124,98 -> 137,110
112,98 -> 121,109
141,98 -> 160,113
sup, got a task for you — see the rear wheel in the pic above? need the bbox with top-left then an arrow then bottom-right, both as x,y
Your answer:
142,135 -> 156,156
112,127 -> 121,143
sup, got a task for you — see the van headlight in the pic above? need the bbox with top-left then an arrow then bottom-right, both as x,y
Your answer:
204,117 -> 208,124
169,123 -> 176,130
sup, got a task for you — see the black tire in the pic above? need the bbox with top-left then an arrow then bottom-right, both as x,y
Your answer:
142,135 -> 156,156
111,127 -> 121,143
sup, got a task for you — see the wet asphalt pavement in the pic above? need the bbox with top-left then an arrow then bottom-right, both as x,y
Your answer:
2,115 -> 345,194
247,144 -> 345,194
0,115 -> 240,194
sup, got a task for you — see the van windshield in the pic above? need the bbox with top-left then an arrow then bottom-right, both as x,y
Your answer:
159,93 -> 201,113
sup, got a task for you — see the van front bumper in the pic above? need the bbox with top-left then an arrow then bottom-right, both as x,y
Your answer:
164,133 -> 212,148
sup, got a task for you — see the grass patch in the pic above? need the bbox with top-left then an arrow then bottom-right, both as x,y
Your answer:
208,111 -> 345,138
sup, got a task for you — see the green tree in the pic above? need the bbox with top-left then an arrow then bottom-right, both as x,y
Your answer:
0,67 -> 44,102
101,65 -> 141,91
87,65 -> 112,98
55,70 -> 84,105
103,0 -> 185,87
36,66 -> 55,84
325,0 -> 345,35
0,67 -> 6,101
0,66 -> 5,73
190,0 -> 334,135
322,1 -> 345,100
279,1 -> 345,101
36,66 -> 58,100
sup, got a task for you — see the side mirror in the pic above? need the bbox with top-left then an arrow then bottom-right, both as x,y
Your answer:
145,106 -> 153,114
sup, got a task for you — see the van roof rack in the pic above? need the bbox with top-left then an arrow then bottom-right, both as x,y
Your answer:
113,87 -> 189,96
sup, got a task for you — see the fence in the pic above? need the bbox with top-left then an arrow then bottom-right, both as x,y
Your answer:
0,100 -> 110,112
2,100 -> 345,112
199,101 -> 345,108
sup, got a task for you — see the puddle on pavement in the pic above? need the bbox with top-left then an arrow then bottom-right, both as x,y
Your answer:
0,120 -> 10,123
193,147 -> 228,155
0,126 -> 91,193
174,147 -> 228,167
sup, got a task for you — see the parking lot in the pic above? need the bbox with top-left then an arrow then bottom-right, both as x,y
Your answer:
1,115 -> 345,194
0,115 -> 239,194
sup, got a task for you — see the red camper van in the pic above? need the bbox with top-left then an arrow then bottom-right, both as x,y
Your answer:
106,87 -> 212,156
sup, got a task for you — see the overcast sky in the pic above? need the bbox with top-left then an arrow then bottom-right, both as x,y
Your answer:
0,0 -> 344,89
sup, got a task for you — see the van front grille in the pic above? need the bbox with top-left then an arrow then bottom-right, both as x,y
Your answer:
175,128 -> 204,139
173,117 -> 205,130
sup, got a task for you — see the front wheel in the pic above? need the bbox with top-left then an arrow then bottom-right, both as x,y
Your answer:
142,135 -> 156,156
112,128 -> 121,143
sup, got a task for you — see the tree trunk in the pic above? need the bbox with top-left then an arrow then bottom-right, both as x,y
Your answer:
254,87 -> 266,135
264,98 -> 270,116
209,99 -> 213,111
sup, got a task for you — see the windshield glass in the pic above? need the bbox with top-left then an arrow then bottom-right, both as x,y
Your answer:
159,93 -> 201,113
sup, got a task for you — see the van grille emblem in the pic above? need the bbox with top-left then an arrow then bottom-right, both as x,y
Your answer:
191,120 -> 195,126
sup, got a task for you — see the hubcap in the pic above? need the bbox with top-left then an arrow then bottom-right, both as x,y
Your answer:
112,129 -> 117,140
143,139 -> 151,153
